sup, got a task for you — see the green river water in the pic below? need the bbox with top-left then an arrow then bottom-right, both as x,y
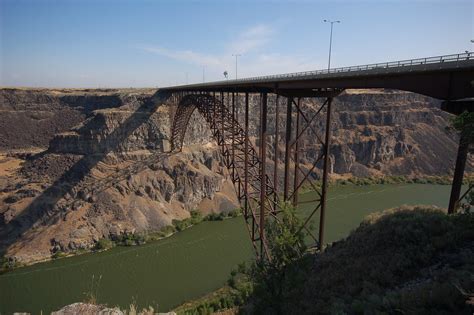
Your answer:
0,184 -> 453,314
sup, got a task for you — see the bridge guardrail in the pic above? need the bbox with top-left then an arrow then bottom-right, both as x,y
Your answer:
233,52 -> 473,83
165,52 -> 473,89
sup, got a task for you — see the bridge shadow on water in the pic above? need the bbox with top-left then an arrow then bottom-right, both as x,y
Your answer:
0,91 -> 171,257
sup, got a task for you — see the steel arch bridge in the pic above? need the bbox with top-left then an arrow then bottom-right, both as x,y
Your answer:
159,52 -> 474,261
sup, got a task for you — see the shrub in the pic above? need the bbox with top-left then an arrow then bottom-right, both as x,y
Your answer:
160,225 -> 176,235
113,233 -> 147,246
0,256 -> 21,271
51,250 -> 67,259
247,202 -> 308,314
95,238 -> 114,250
243,205 -> 474,314
205,212 -> 224,221
451,111 -> 474,144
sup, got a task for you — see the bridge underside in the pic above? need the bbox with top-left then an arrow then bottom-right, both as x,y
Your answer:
162,55 -> 474,260
165,59 -> 474,101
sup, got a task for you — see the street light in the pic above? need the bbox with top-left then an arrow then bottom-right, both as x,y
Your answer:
232,54 -> 241,79
323,19 -> 341,71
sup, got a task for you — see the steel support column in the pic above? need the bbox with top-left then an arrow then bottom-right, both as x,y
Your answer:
284,97 -> 293,201
221,92 -> 224,144
259,92 -> 268,257
232,92 -> 236,180
293,98 -> 301,206
244,93 -> 250,220
274,95 -> 280,206
319,97 -> 333,248
448,133 -> 470,213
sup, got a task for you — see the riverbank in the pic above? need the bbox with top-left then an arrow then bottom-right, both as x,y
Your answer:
3,177 -> 470,272
0,208 -> 242,273
0,183 -> 460,314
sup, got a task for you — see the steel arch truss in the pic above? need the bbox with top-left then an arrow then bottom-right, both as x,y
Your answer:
170,93 -> 279,260
169,91 -> 340,260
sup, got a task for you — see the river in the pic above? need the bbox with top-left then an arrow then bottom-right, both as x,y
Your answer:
0,184 -> 454,313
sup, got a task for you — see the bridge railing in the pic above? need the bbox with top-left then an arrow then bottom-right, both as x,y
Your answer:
231,52 -> 474,83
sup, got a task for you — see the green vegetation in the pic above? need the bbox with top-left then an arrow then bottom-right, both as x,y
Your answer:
205,208 -> 242,221
172,210 -> 204,231
51,250 -> 68,259
244,205 -> 474,314
177,205 -> 474,314
173,286 -> 242,314
451,111 -> 474,144
244,203 -> 308,314
298,175 -> 462,193
94,238 -> 115,250
0,256 -> 22,272
336,174 -> 457,186
113,233 -> 147,247
173,262 -> 252,315
465,189 -> 474,207
459,184 -> 474,213
170,209 -> 241,232
173,203 -> 307,314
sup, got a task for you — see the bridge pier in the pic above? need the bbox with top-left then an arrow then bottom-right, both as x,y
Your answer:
319,97 -> 333,247
273,95 -> 280,206
169,89 -> 342,259
259,92 -> 268,257
448,133 -> 469,213
442,99 -> 473,214
283,97 -> 293,201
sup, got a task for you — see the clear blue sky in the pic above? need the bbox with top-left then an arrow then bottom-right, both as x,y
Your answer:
1,0 -> 472,87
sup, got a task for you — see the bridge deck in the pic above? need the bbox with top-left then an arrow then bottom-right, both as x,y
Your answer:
162,52 -> 474,100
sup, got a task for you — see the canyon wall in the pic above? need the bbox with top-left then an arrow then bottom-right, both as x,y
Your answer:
0,88 -> 460,264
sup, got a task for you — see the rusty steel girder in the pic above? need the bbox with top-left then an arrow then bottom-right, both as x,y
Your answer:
170,93 -> 277,260
169,91 -> 338,260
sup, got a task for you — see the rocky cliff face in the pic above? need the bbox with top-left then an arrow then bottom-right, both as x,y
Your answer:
327,90 -> 456,176
0,88 -> 461,264
193,90 -> 457,179
0,89 -> 234,263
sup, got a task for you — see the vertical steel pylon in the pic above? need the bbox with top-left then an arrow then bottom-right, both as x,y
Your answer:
276,90 -> 341,250
170,90 -> 341,259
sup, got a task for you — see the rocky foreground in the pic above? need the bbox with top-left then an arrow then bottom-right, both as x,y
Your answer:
0,87 -> 462,265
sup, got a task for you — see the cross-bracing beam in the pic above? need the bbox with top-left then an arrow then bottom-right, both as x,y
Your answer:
170,89 -> 341,260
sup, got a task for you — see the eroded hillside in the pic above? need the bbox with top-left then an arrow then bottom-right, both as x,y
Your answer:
0,87 -> 461,264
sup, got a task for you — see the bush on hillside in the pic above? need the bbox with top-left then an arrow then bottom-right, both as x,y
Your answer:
245,203 -> 308,314
243,205 -> 474,314
94,238 -> 114,250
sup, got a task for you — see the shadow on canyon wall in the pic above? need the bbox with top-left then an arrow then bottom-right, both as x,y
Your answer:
0,91 -> 171,256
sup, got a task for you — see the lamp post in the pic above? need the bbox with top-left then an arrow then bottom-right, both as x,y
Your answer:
232,54 -> 241,79
323,19 -> 340,71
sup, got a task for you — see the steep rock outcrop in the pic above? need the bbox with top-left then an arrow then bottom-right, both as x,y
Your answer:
0,88 -> 463,264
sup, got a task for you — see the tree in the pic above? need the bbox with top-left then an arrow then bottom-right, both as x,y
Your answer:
247,203 -> 308,314
451,111 -> 474,145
